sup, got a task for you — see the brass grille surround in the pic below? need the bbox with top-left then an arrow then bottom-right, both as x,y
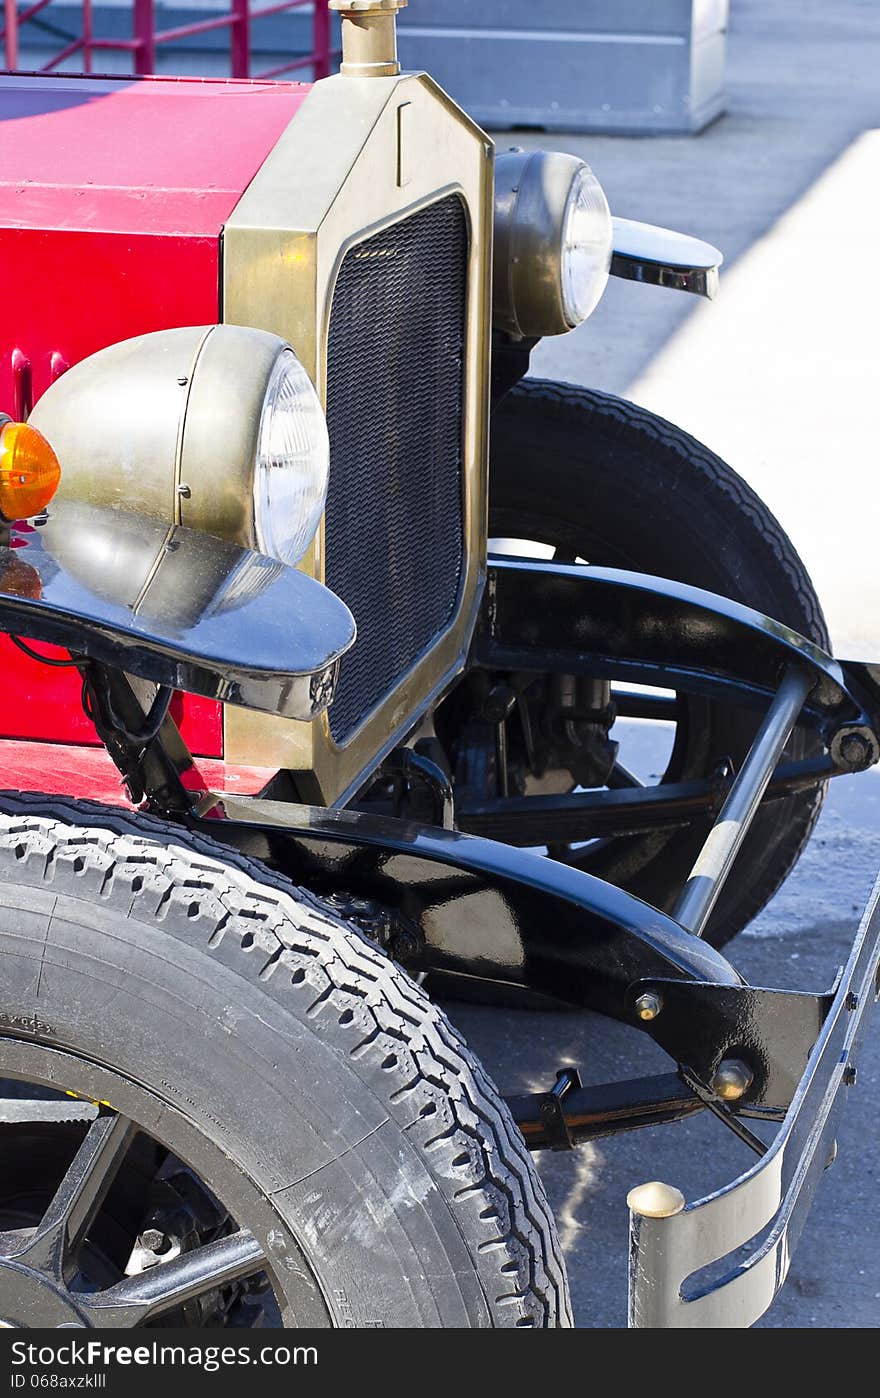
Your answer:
222,72 -> 493,803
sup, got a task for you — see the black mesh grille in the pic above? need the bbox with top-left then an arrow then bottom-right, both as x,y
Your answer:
324,195 -> 469,743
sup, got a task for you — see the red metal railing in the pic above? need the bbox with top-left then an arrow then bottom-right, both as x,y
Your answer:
2,0 -> 334,80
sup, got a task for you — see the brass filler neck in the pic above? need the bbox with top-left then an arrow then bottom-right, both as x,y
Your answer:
328,0 -> 408,78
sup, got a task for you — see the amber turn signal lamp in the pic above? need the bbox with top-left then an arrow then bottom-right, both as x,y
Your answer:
0,418 -> 62,522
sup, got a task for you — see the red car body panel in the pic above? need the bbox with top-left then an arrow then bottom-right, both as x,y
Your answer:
0,739 -> 275,806
0,73 -> 310,782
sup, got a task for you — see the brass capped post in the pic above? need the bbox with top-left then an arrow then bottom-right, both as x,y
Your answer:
626,1181 -> 686,1220
329,0 -> 408,78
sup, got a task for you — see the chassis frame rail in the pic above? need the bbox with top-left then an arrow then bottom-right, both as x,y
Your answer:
476,557 -> 880,734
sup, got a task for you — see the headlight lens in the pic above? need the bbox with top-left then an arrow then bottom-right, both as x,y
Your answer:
560,165 -> 613,327
253,349 -> 330,566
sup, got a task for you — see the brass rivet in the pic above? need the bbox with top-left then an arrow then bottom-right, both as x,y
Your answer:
634,991 -> 662,1022
711,1058 -> 754,1101
627,1181 -> 686,1219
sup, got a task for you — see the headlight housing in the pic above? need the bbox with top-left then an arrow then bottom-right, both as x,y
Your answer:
493,150 -> 613,338
29,324 -> 330,568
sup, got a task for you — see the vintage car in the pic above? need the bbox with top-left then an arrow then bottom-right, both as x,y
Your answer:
0,0 -> 876,1330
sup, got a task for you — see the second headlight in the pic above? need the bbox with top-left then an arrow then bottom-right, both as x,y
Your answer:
494,150 -> 613,338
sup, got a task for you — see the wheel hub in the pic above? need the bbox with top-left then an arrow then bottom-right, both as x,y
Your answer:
0,1256 -> 88,1328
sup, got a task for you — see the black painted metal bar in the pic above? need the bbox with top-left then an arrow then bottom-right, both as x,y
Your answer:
507,1072 -> 704,1151
80,1229 -> 266,1327
611,687 -> 680,721
478,558 -> 871,727
456,755 -> 835,846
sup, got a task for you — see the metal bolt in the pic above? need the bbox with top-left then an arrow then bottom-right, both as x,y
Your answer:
711,1058 -> 754,1102
843,1064 -> 858,1087
634,991 -> 662,1022
139,1228 -> 170,1253
830,725 -> 880,773
177,483 -> 191,499
845,991 -> 859,1012
483,682 -> 517,723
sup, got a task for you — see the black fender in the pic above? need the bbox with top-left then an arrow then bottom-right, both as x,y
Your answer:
190,795 -> 829,1110
0,500 -> 355,721
192,791 -> 743,1008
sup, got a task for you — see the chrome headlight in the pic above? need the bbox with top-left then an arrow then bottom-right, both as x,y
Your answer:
29,324 -> 330,567
493,151 -> 613,338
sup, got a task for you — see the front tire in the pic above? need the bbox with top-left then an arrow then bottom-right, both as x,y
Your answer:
0,793 -> 570,1328
487,379 -> 828,948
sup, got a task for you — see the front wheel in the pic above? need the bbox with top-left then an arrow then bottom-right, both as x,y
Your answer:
0,794 -> 570,1329
479,379 -> 828,949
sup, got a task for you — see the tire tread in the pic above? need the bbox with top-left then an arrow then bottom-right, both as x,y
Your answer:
0,790 -> 571,1328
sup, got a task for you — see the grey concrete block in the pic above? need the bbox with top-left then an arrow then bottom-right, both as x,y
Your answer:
397,1 -> 729,134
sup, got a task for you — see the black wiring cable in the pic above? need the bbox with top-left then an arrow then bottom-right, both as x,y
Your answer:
9,635 -> 81,668
81,674 -> 97,726
81,672 -> 174,748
